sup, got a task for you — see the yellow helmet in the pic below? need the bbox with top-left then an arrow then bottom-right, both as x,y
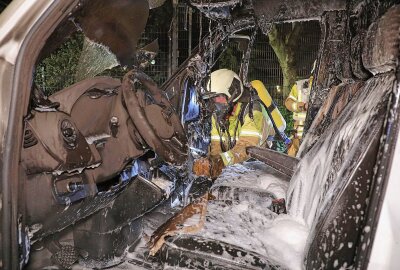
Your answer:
206,69 -> 243,102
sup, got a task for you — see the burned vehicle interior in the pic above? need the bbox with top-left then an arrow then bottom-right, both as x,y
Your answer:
2,0 -> 400,269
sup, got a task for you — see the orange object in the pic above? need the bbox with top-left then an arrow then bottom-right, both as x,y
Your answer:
192,158 -> 211,177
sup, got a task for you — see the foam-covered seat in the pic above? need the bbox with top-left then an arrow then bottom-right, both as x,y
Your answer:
157,5 -> 400,270
210,161 -> 289,204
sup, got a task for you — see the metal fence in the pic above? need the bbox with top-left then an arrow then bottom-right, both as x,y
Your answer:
262,22 -> 320,104
173,3 -> 321,105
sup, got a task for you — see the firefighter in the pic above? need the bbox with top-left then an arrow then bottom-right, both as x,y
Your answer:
193,69 -> 273,179
285,62 -> 315,156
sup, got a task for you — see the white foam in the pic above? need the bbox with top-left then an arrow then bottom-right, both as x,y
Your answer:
195,200 -> 308,270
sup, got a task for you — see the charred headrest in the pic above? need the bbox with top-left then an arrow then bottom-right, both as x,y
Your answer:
362,5 -> 400,75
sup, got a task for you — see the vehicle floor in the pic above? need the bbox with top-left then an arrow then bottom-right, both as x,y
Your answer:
25,189 -> 183,270
27,162 -> 290,270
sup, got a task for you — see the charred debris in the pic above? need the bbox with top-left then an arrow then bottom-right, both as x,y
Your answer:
8,0 -> 400,269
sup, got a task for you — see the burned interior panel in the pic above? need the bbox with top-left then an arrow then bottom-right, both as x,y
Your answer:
253,0 -> 347,23
152,1 -> 400,270
0,0 -> 399,269
304,0 -> 400,134
154,64 -> 395,270
17,0 -> 187,268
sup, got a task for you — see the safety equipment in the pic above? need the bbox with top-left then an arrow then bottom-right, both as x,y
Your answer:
213,102 -> 230,124
250,80 -> 287,134
210,102 -> 267,166
251,80 -> 291,145
291,79 -> 310,119
206,69 -> 244,102
209,78 -> 286,169
285,76 -> 313,140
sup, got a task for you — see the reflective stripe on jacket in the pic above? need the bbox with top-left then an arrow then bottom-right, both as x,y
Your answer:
287,82 -> 307,122
285,77 -> 313,138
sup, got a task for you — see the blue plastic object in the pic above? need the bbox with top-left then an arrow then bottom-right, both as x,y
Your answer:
120,160 -> 140,182
183,84 -> 200,122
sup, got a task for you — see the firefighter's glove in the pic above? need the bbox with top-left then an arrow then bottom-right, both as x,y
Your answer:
210,156 -> 225,180
193,158 -> 211,177
270,198 -> 287,214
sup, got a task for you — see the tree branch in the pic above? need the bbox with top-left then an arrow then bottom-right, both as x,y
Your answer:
286,22 -> 303,48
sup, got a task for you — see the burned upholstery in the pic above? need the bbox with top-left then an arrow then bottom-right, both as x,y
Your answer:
210,161 -> 289,203
76,0 -> 149,67
298,81 -> 364,156
22,76 -> 145,181
160,162 -> 297,269
301,5 -> 400,267
362,5 -> 400,75
253,0 -> 346,24
156,5 -> 399,270
49,76 -> 122,114
22,76 -> 148,240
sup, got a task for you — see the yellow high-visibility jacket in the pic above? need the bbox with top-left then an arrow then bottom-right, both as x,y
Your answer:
210,102 -> 273,166
285,77 -> 313,138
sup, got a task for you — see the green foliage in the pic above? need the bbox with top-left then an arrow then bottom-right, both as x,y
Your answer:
278,104 -> 294,136
34,32 -> 84,96
98,65 -> 126,78
272,140 -> 287,153
218,46 -> 240,72
34,1 -> 174,95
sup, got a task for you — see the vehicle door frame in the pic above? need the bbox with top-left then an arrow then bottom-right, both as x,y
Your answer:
0,1 -> 77,268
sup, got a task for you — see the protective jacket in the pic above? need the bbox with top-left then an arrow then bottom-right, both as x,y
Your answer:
210,101 -> 274,166
285,77 -> 313,138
